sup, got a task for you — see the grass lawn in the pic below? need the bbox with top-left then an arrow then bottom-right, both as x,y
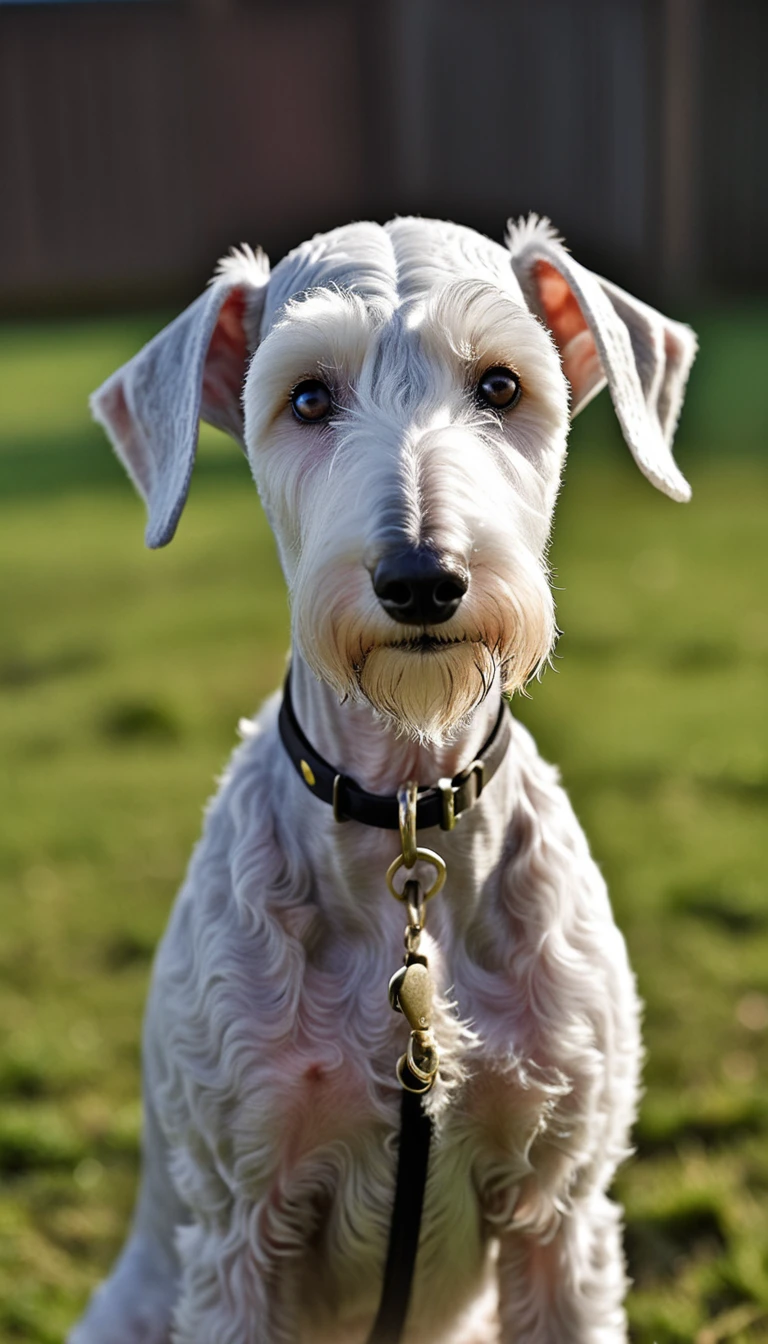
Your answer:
0,308 -> 766,1343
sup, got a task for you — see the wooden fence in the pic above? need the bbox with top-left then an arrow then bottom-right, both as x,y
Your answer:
0,0 -> 765,311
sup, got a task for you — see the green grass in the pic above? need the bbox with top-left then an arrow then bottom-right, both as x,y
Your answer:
0,309 -> 767,1343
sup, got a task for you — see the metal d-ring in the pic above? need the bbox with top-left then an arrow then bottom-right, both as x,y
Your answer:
396,1052 -> 434,1095
386,848 -> 446,902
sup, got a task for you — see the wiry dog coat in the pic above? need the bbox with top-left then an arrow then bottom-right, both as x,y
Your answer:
70,216 -> 696,1344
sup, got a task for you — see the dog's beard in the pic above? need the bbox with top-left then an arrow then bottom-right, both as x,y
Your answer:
358,640 -> 498,743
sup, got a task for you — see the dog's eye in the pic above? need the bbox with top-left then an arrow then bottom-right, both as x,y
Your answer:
291,379 -> 332,423
476,367 -> 521,411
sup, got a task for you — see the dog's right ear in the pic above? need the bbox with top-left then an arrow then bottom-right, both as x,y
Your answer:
91,246 -> 270,548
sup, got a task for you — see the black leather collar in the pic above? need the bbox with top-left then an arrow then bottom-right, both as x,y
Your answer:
277,673 -> 511,831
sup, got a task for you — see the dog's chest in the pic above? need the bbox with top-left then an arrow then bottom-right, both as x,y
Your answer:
249,957 -> 548,1344
243,948 -> 549,1267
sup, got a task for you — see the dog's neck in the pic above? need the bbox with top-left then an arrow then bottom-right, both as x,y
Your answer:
289,654 -> 503,798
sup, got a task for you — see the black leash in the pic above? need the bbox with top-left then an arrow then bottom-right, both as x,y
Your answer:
366,1089 -> 433,1344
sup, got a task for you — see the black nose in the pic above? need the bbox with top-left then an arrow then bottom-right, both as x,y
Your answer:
372,548 -> 468,625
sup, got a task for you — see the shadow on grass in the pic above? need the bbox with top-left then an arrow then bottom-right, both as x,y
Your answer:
626,1192 -> 727,1285
673,884 -> 768,935
0,429 -> 249,502
635,1096 -> 768,1157
0,647 -> 105,691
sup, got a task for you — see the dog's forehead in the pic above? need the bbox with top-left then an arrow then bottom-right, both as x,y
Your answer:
262,218 -> 525,331
386,218 -> 523,302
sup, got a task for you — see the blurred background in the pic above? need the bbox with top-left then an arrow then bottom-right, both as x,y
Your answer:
2,0 -> 768,309
0,1 -> 766,1341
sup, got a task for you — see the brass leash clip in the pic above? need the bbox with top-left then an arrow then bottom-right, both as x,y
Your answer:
386,784 -> 445,1094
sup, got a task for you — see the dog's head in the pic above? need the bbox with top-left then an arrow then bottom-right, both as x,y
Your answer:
93,217 -> 696,742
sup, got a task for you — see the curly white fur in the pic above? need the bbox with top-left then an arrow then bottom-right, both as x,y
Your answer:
70,216 -> 696,1344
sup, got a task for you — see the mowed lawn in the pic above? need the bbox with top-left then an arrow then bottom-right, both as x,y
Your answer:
0,309 -> 766,1344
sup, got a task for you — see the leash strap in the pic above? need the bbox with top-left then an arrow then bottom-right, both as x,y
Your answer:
366,1089 -> 433,1344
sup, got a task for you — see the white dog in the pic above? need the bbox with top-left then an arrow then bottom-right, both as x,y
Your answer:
70,215 -> 696,1344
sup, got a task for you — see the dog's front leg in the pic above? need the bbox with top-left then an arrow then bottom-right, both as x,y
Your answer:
495,1191 -> 628,1344
68,1087 -> 186,1344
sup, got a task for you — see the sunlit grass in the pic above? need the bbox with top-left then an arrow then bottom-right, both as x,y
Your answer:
0,311 -> 766,1343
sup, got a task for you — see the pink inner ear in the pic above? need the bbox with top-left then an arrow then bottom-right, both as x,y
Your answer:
104,379 -> 132,437
535,260 -> 586,345
534,260 -> 603,413
97,377 -> 153,496
201,288 -> 249,436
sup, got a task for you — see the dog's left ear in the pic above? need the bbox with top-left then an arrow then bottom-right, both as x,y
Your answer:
507,216 -> 696,501
91,246 -> 270,547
